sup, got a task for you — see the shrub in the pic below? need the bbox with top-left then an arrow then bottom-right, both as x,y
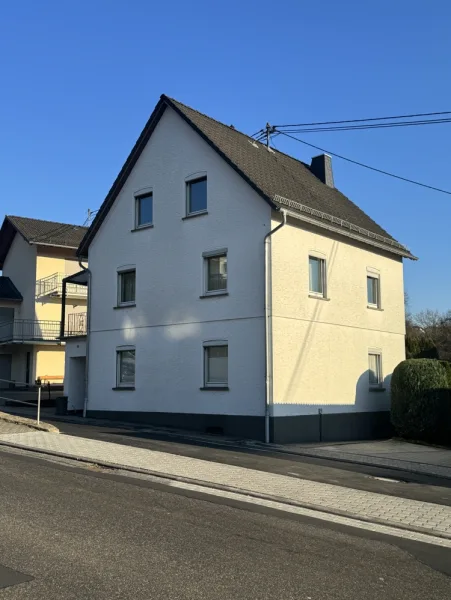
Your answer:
440,361 -> 451,387
391,359 -> 449,442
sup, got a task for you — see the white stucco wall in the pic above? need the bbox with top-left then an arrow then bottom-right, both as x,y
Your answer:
270,216 -> 406,416
87,106 -> 271,416
64,338 -> 86,410
2,233 -> 36,321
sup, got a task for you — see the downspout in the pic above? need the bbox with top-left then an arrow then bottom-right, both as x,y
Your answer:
264,209 -> 287,444
78,258 -> 91,418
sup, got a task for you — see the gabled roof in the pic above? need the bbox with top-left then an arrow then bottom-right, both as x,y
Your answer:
0,276 -> 22,301
0,216 -> 88,268
78,94 -> 414,259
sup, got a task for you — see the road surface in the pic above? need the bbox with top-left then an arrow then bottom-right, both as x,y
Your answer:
0,447 -> 450,599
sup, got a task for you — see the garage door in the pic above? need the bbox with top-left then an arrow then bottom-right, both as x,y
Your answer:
0,354 -> 12,389
0,308 -> 14,323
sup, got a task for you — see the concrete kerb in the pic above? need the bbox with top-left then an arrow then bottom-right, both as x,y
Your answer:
0,412 -> 59,434
3,410 -> 451,481
51,415 -> 451,480
0,436 -> 450,544
266,446 -> 451,481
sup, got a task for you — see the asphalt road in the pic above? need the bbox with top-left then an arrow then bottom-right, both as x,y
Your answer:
1,448 -> 451,599
27,414 -> 451,506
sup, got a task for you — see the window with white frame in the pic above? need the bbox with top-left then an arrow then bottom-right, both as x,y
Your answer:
367,271 -> 380,308
118,269 -> 136,305
116,347 -> 135,387
204,342 -> 228,387
186,176 -> 207,215
368,352 -> 383,387
135,192 -> 153,228
203,250 -> 227,294
309,256 -> 326,297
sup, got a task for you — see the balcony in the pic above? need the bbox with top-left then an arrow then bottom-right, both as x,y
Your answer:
36,273 -> 88,299
65,312 -> 87,337
0,319 -> 61,344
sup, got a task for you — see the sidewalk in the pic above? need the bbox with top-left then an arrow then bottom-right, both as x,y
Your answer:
276,439 -> 451,480
1,428 -> 451,548
5,406 -> 451,480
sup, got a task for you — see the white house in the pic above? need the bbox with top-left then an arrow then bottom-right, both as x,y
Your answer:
63,94 -> 415,443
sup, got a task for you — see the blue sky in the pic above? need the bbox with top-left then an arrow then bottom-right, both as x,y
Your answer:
0,0 -> 449,313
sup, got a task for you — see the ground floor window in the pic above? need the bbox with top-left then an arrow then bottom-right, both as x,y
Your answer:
368,352 -> 382,387
204,342 -> 228,387
116,347 -> 135,387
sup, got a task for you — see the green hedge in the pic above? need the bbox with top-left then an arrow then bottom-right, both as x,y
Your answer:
440,361 -> 451,387
391,359 -> 451,444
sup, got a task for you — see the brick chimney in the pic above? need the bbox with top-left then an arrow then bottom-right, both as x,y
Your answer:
310,154 -> 334,188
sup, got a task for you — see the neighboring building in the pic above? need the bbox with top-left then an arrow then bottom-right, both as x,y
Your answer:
0,216 -> 88,389
63,95 -> 415,442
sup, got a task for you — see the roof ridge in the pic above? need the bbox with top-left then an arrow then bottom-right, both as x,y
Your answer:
7,215 -> 88,229
163,96 -> 317,173
163,95 -> 269,146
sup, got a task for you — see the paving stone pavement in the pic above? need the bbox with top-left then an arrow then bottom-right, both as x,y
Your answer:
273,443 -> 451,479
2,431 -> 451,540
0,421 -> 34,434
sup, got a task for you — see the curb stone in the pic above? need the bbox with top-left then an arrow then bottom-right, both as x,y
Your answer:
0,412 -> 59,434
0,437 -> 450,543
3,410 -> 451,480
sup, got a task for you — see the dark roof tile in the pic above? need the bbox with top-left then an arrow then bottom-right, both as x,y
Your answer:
0,276 -> 22,301
7,216 -> 88,247
78,95 -> 413,258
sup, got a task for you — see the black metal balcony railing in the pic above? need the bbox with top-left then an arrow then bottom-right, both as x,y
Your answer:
0,319 -> 61,343
36,273 -> 88,299
65,312 -> 87,337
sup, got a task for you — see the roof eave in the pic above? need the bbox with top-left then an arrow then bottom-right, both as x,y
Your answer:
77,97 -> 168,256
78,95 -> 279,256
163,96 -> 278,212
282,207 -> 417,260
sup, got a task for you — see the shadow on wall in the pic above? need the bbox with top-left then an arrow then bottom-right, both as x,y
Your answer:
271,369 -> 393,444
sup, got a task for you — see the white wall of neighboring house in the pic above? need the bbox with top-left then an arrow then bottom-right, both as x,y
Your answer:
2,233 -> 37,321
270,217 -> 406,418
64,338 -> 86,411
87,106 -> 271,419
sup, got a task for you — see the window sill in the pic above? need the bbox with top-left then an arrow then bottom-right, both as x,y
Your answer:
182,211 -> 208,220
200,386 -> 229,391
131,224 -> 154,232
308,294 -> 330,301
367,305 -> 384,311
369,387 -> 386,393
112,386 -> 135,391
199,292 -> 228,299
114,303 -> 136,309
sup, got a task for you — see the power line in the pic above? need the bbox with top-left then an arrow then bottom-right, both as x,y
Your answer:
250,128 -> 265,139
277,131 -> 451,196
30,223 -> 78,243
279,117 -> 451,134
274,110 -> 451,128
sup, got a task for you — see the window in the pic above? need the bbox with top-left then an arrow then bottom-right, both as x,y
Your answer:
116,348 -> 135,387
187,177 -> 207,215
204,342 -> 228,387
367,274 -> 380,308
309,256 -> 326,297
204,251 -> 227,293
135,192 -> 153,228
118,269 -> 136,305
368,352 -> 382,387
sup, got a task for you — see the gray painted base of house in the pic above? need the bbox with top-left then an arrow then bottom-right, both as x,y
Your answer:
86,410 -> 392,444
